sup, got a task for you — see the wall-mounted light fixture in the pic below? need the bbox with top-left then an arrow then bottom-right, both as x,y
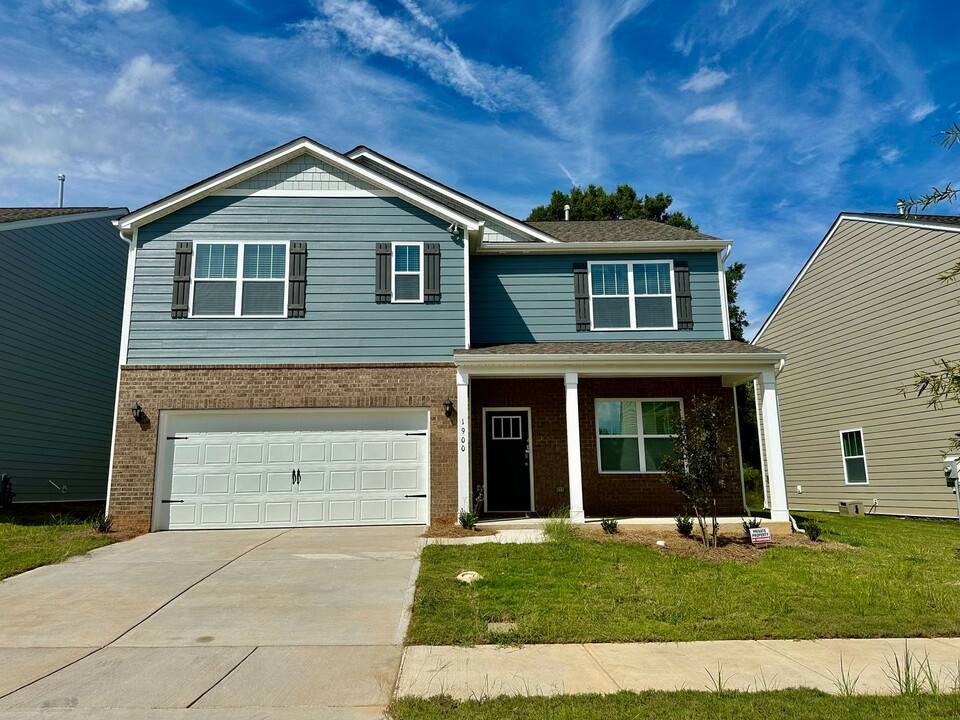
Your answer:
131,402 -> 144,422
443,397 -> 454,417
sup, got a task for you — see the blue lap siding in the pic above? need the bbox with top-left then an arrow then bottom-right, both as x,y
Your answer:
0,212 -> 127,503
470,252 -> 726,344
127,195 -> 466,364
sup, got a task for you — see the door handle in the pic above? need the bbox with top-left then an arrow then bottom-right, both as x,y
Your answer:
161,499 -> 185,504
292,469 -> 296,485
404,494 -> 427,498
296,469 -> 302,485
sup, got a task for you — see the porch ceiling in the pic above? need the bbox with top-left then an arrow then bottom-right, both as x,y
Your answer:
454,341 -> 784,386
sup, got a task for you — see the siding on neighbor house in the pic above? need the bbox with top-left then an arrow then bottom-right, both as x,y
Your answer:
0,212 -> 127,503
756,218 -> 960,518
470,251 -> 726,344
126,195 -> 466,364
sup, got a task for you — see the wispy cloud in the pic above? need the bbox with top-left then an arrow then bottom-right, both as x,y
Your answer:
909,101 -> 937,123
680,66 -> 730,92
685,101 -> 748,130
105,54 -> 178,109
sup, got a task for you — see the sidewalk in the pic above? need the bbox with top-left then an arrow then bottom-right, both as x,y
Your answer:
398,638 -> 960,698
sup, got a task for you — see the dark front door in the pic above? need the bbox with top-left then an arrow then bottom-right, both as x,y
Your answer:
484,411 -> 531,512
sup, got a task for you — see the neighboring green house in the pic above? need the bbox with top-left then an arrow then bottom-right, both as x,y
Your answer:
754,213 -> 960,518
105,138 -> 790,532
0,207 -> 128,505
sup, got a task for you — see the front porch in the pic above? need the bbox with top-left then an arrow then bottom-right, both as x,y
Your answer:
453,341 -> 790,524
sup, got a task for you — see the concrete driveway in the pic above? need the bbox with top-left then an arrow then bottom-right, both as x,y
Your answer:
0,526 -> 422,719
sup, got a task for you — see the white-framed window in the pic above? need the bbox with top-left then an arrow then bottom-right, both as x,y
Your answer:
840,429 -> 869,485
392,242 -> 424,303
596,398 -> 682,473
588,260 -> 676,330
191,241 -> 288,318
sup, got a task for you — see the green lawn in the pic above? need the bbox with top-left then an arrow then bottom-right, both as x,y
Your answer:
391,690 -> 960,719
0,519 -> 118,580
408,513 -> 960,645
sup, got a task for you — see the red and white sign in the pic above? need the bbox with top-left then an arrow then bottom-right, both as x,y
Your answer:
749,527 -> 772,544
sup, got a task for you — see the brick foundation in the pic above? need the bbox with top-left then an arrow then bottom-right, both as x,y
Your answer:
471,376 -> 743,518
109,363 -> 458,532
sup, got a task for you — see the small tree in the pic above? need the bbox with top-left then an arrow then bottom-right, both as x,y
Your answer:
658,396 -> 737,547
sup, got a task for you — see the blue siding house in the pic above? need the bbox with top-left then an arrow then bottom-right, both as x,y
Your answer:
1,207 -> 128,505
106,138 -> 790,532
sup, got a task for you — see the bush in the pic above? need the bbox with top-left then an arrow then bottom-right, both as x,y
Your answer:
544,509 -> 576,543
0,474 -> 15,510
675,512 -> 694,537
600,517 -> 619,534
458,509 -> 479,531
742,516 -> 762,537
803,518 -> 823,542
91,513 -> 113,534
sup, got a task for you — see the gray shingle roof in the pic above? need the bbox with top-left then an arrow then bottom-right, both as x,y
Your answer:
456,340 -> 781,356
0,207 -> 109,223
860,212 -> 960,226
524,219 -> 725,244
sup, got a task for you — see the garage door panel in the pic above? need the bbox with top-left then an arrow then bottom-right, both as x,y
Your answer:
159,414 -> 428,530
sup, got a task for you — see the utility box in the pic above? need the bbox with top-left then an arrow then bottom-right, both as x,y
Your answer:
944,455 -> 960,489
838,501 -> 863,516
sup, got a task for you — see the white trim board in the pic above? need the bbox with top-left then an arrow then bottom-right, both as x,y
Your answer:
213,189 -> 396,198
754,213 -> 960,343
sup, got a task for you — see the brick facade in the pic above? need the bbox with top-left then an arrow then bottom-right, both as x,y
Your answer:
110,363 -> 458,532
471,375 -> 743,518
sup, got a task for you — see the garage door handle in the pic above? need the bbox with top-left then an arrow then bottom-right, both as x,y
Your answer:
292,470 -> 297,485
296,469 -> 301,485
161,499 -> 185,504
405,432 -> 427,436
404,494 -> 426,498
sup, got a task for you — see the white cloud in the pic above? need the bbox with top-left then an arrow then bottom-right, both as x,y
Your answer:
41,0 -> 147,14
880,146 -> 903,163
679,66 -> 730,92
104,0 -> 148,11
105,54 -> 177,108
685,101 -> 748,130
909,101 -> 937,123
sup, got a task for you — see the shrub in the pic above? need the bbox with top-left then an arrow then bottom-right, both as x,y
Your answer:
544,509 -> 576,543
458,509 -> 478,531
600,517 -> 619,534
91,513 -> 113,534
742,516 -> 762,537
0,474 -> 14,510
803,518 -> 823,541
675,512 -> 694,537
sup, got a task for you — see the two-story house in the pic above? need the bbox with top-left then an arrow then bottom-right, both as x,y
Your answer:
106,138 -> 790,532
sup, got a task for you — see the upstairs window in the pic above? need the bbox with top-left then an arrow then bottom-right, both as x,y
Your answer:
191,242 -> 287,318
596,399 -> 681,472
392,242 -> 423,302
840,429 -> 869,484
589,261 -> 676,330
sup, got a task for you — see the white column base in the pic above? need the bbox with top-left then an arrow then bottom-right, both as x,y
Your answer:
759,368 -> 790,522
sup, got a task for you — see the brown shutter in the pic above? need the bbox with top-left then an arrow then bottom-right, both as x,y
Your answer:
424,242 -> 441,302
171,241 -> 193,319
375,242 -> 392,302
674,260 -> 693,330
287,241 -> 306,318
573,262 -> 590,331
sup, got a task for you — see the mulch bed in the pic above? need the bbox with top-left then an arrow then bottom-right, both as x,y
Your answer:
421,523 -> 498,539
575,525 -> 851,563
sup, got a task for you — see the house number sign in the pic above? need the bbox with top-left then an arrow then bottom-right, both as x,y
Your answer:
459,415 -> 467,452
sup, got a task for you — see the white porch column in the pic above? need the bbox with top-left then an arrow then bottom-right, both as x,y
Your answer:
759,368 -> 790,522
456,369 -> 471,519
564,372 -> 585,523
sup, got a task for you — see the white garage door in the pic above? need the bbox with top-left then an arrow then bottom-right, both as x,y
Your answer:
153,410 -> 429,530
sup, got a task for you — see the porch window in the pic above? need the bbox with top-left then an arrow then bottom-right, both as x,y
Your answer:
596,399 -> 681,472
588,261 -> 676,330
840,429 -> 869,484
191,242 -> 287,317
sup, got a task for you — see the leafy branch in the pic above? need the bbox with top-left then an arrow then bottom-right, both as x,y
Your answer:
896,123 -> 960,215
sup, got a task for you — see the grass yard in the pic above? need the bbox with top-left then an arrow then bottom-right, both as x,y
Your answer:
0,518 -> 118,580
408,513 -> 960,645
390,690 -> 960,719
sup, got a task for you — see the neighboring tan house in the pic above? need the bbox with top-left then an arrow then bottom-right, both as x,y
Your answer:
106,137 -> 790,532
1,207 -> 128,506
754,213 -> 960,518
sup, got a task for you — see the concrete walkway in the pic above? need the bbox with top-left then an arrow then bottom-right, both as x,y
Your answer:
399,638 -> 960,698
0,526 -> 422,719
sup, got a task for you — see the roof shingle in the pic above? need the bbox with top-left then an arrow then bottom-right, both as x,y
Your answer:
456,340 -> 781,356
524,219 -> 725,244
0,207 -> 109,223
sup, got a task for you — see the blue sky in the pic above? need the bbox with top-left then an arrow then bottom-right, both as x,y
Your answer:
2,0 -> 958,331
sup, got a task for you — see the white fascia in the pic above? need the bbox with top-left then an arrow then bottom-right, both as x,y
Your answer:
346,148 -> 560,244
477,239 -> 731,254
718,244 -> 732,340
754,213 -> 960,343
117,139 -> 479,236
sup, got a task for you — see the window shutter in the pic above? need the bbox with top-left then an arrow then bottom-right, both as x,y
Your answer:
375,242 -> 392,302
424,242 -> 441,302
573,262 -> 590,331
287,241 -> 306,318
674,260 -> 693,330
171,241 -> 193,319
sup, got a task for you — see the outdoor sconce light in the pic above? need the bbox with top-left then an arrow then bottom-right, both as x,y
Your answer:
443,398 -> 454,417
131,402 -> 144,422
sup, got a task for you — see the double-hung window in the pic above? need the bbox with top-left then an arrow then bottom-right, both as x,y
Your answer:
596,399 -> 681,472
588,261 -> 675,330
840,429 -> 869,484
191,242 -> 287,318
392,243 -> 423,303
